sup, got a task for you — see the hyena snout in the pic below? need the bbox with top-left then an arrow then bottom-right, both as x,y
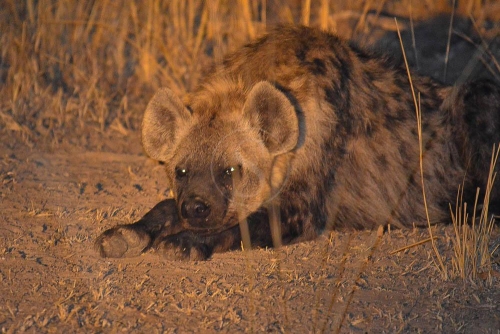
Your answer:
180,196 -> 212,227
178,191 -> 231,230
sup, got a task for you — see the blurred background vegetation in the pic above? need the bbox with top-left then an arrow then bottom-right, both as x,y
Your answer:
0,0 -> 499,150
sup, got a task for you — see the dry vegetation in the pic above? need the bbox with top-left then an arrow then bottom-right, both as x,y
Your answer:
1,0 -> 500,332
2,0 -> 498,148
449,145 -> 500,283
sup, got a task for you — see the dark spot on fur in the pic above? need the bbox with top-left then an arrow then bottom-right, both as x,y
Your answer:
208,113 -> 217,127
435,170 -> 446,183
425,139 -> 433,151
437,200 -> 450,210
349,43 -> 373,62
407,173 -> 415,184
364,71 -> 375,83
385,111 -> 406,126
384,114 -> 397,126
325,54 -> 352,135
295,48 -> 307,62
378,154 -> 388,168
394,75 -> 408,90
338,57 -> 352,94
311,58 -> 326,75
365,122 -> 376,137
398,141 -> 411,162
425,174 -> 435,184
367,99 -> 378,114
476,121 -> 488,133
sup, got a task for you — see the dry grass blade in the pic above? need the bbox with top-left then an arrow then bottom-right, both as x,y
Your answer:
233,165 -> 252,251
268,202 -> 282,248
395,18 -> 448,280
443,0 -> 456,82
239,0 -> 255,39
319,0 -> 329,30
0,110 -> 23,132
301,0 -> 311,26
354,0 -> 376,36
409,0 -> 419,70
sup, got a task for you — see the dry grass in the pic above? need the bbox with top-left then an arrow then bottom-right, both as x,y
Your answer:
450,145 -> 500,284
396,10 -> 499,283
1,0 -> 488,147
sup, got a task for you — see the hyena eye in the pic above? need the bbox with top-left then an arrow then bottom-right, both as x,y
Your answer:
224,165 -> 242,178
224,166 -> 235,176
175,167 -> 188,179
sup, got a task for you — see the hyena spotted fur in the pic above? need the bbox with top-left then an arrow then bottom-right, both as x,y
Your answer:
96,25 -> 500,260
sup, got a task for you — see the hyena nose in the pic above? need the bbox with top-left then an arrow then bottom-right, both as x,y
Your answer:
181,197 -> 211,220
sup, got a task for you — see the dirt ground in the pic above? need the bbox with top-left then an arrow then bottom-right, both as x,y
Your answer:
1,5 -> 500,334
1,135 -> 499,333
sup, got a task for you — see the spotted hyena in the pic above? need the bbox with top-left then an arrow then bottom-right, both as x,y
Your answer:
96,25 -> 500,260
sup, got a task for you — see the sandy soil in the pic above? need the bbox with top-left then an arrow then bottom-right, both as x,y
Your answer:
1,131 -> 499,333
1,10 -> 500,334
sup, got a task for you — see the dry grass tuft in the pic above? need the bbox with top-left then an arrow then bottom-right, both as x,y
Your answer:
450,145 -> 500,284
395,12 -> 499,283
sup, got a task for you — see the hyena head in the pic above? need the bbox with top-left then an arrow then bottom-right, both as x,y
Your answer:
142,81 -> 300,233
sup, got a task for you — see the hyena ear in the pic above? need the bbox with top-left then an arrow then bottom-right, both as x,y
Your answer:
142,88 -> 191,161
243,81 -> 300,155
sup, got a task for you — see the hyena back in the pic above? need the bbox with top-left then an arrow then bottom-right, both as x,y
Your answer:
96,26 -> 500,260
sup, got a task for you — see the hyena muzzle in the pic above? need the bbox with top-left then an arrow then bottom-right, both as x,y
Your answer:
96,25 -> 500,261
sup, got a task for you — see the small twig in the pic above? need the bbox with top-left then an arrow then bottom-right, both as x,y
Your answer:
390,237 -> 438,255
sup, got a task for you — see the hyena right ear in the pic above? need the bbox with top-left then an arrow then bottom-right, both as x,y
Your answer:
243,81 -> 300,155
142,88 -> 191,161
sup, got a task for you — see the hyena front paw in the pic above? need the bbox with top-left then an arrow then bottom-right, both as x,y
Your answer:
95,226 -> 151,258
154,233 -> 212,261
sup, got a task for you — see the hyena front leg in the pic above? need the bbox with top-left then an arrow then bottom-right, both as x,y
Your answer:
95,199 -> 181,258
153,227 -> 242,261
153,210 -> 272,261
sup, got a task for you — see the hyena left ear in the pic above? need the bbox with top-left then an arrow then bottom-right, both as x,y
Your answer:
142,88 -> 191,161
243,81 -> 300,155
